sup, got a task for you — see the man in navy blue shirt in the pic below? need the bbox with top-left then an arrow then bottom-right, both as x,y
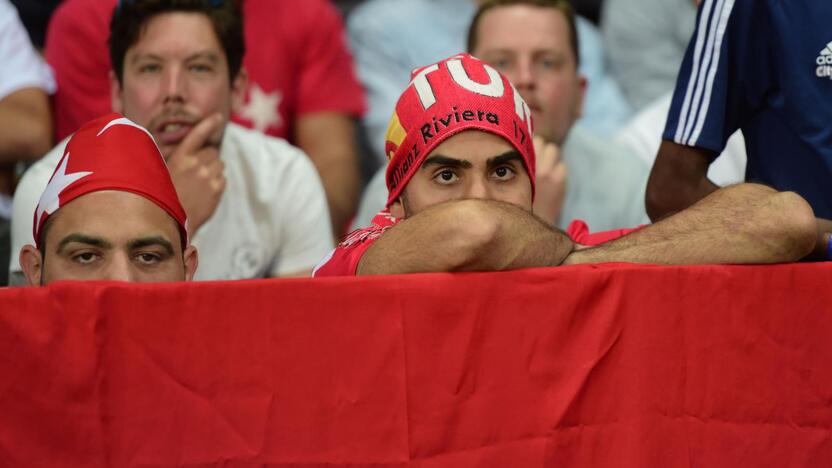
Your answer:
647,0 -> 832,259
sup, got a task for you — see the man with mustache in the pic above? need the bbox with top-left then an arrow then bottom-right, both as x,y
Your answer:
9,0 -> 333,284
45,0 -> 364,235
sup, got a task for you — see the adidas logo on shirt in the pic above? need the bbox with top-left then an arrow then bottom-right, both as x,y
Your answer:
816,41 -> 832,79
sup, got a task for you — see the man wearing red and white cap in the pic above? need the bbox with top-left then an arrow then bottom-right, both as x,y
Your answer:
314,54 -> 817,276
19,113 -> 197,285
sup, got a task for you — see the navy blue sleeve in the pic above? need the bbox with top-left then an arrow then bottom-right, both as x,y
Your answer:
663,0 -> 773,154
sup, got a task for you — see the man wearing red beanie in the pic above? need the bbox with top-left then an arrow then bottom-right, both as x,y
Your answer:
18,113 -> 197,285
314,54 -> 817,276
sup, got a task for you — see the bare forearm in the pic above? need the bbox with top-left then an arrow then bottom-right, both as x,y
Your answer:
458,200 -> 574,271
358,199 -> 574,275
0,88 -> 53,163
295,113 -> 360,236
567,183 -> 816,265
646,141 -> 717,221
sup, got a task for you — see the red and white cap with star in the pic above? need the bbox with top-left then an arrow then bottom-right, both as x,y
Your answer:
33,113 -> 188,248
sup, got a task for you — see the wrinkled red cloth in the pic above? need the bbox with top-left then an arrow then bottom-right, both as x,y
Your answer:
1,262 -> 830,466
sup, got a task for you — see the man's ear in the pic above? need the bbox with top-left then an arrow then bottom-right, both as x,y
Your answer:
230,68 -> 249,114
109,70 -> 124,114
19,245 -> 44,286
183,245 -> 199,281
389,198 -> 405,218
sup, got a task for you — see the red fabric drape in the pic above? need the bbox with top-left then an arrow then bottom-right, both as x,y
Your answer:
1,263 -> 830,467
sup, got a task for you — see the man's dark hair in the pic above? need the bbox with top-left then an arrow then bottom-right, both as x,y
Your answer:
109,0 -> 245,84
467,0 -> 580,67
37,215 -> 55,258
36,215 -> 56,285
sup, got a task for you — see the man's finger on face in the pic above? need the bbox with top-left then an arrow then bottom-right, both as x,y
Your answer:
206,157 -> 225,178
549,142 -> 562,165
533,135 -> 547,154
174,113 -> 223,156
540,142 -> 560,171
539,152 -> 567,186
552,159 -> 567,185
193,145 -> 222,164
209,175 -> 227,193
196,155 -> 222,175
534,137 -> 560,171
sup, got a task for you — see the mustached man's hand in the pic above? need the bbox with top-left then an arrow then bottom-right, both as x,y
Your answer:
532,135 -> 567,226
166,113 -> 225,233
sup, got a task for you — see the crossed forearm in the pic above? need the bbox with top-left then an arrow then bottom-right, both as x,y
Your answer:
360,184 -> 816,276
358,199 -> 573,275
566,183 -> 817,265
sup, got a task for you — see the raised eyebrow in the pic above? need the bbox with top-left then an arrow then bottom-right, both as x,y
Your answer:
487,150 -> 524,166
421,155 -> 473,170
56,234 -> 112,254
127,236 -> 175,255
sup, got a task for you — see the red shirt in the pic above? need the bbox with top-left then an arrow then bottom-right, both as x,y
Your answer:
313,212 -> 641,277
45,0 -> 365,140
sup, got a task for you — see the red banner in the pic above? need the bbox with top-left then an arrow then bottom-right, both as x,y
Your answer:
1,263 -> 831,467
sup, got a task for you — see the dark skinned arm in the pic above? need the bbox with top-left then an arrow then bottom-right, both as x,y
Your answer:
807,218 -> 832,261
649,141 -> 831,261
646,140 -> 718,221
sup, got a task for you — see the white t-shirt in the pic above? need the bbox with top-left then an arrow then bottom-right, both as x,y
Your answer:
614,93 -> 747,187
9,123 -> 333,281
0,0 -> 55,99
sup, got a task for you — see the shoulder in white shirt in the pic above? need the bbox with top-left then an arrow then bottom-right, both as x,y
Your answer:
0,0 -> 56,99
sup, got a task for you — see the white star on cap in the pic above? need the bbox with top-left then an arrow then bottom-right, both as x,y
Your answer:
97,116 -> 155,140
97,116 -> 164,161
35,153 -> 93,223
238,82 -> 282,133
